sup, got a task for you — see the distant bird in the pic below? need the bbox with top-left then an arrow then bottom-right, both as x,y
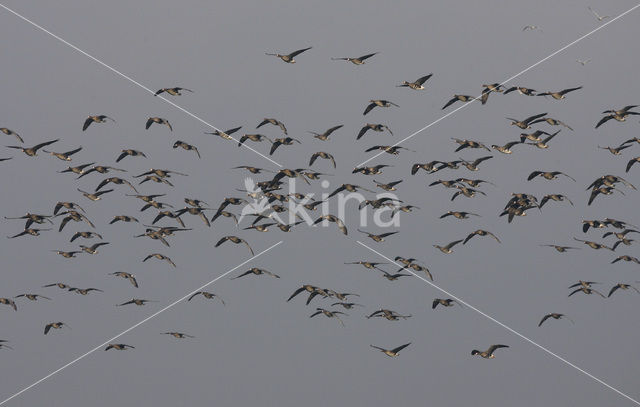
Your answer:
331,52 -> 378,65
442,95 -> 475,110
367,309 -> 411,321
14,293 -> 50,301
363,100 -> 399,115
146,117 -> 172,131
540,194 -> 573,208
538,313 -> 573,327
525,130 -> 561,149
154,87 -> 192,96
238,134 -> 272,147
173,140 -> 200,158
459,155 -> 493,171
309,308 -> 347,326
433,239 -> 464,254
471,344 -> 509,359
143,253 -> 176,268
568,286 -> 606,298
365,145 -> 414,155
105,344 -> 135,351
611,255 -> 640,264
506,112 -> 547,129
463,230 -> 500,244
537,86 -> 582,100
370,342 -> 411,357
357,123 -> 393,140
432,298 -> 461,309
187,291 -> 225,305
313,215 -> 348,235
608,283 -> 640,297
576,59 -> 591,66
117,298 -> 156,307
83,115 -> 115,131
204,126 -> 242,141
1,127 -> 23,143
79,242 -> 110,254
309,151 -> 336,168
69,287 -> 103,295
439,211 -> 480,220
266,46 -> 312,63
97,177 -> 138,193
527,171 -> 575,182
51,250 -> 83,259
331,302 -> 363,309
7,228 -> 52,238
54,201 -> 85,215
232,267 -> 280,279
397,74 -> 433,90
522,25 -> 542,31
373,179 -> 402,191
0,298 -> 17,311
116,149 -> 146,163
573,237 -> 614,251
78,188 -> 113,201
214,236 -> 254,256
44,322 -> 69,335
503,86 -> 537,96
42,146 -> 82,161
77,165 -> 126,179
357,229 -> 399,242
6,139 -> 59,157
539,244 -> 580,253
269,137 -> 301,155
588,6 -> 609,21
162,332 -> 194,339
59,162 -> 95,175
257,118 -> 288,135
110,271 -> 138,288
626,157 -> 640,173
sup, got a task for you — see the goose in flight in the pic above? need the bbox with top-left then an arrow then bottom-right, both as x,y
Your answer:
327,183 -> 373,198
527,171 -> 575,182
54,201 -> 85,215
14,293 -> 51,301
117,298 -> 157,307
174,206 -> 211,227
105,344 -> 135,351
0,298 -> 17,311
110,271 -> 138,288
77,165 -> 126,179
471,344 -> 509,358
596,109 -> 640,128
439,211 -> 480,220
69,287 -> 103,295
370,342 -> 411,357
503,86 -> 537,96
51,250 -> 83,259
204,126 -> 242,141
6,138 -> 59,157
154,87 -> 192,96
146,117 -> 172,131
42,146 -> 82,161
538,313 -> 573,327
451,186 -> 486,201
172,140 -> 200,158
626,157 -> 640,173
232,268 -> 280,279
313,215 -> 348,235
522,25 -> 542,31
588,6 -> 609,21
608,283 -> 640,297
345,261 -> 387,271
266,46 -> 312,63
237,133 -> 272,147
214,236 -> 254,255
1,127 -> 23,143
352,164 -> 391,175
463,229 -> 500,244
357,229 -> 399,242
459,155 -> 492,171
331,52 -> 378,65
397,73 -> 433,90
79,242 -> 110,255
77,188 -> 113,201
43,282 -> 72,290
363,100 -> 399,115
432,298 -> 462,309
59,162 -> 95,175
162,332 -> 194,339
367,309 -> 411,321
257,118 -> 287,135
442,94 -> 475,110
573,237 -> 614,251
309,308 -> 347,326
306,125 -> 343,142
309,151 -> 336,168
96,177 -> 138,193
357,123 -> 393,140
539,194 -> 573,208
44,322 -> 70,335
365,145 -> 414,155
7,228 -> 52,238
576,59 -> 591,66
143,253 -> 176,268
524,130 -> 561,149
116,149 -> 146,163
568,286 -> 606,298
269,137 -> 301,155
433,239 -> 464,254
83,115 -> 115,131
331,302 -> 363,309
135,168 -> 188,178
187,291 -> 225,304
506,112 -> 547,129
452,138 -> 491,152
539,244 -> 580,253
537,86 -> 582,100
373,179 -> 402,191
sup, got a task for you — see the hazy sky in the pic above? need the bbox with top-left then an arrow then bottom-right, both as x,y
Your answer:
1,1 -> 639,406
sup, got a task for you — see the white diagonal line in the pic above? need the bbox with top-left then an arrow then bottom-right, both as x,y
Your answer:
356,240 -> 640,406
356,3 -> 640,167
0,3 -> 283,168
0,241 -> 283,406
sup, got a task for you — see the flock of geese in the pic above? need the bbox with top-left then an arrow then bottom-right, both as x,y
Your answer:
0,7 -> 637,371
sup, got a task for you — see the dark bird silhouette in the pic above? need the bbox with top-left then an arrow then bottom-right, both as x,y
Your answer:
370,342 -> 411,357
146,117 -> 172,131
214,236 -> 254,255
187,291 -> 225,305
357,123 -> 393,140
266,47 -> 312,63
173,140 -> 200,158
154,87 -> 192,96
442,95 -> 475,110
6,139 -> 59,157
116,149 -> 146,163
471,344 -> 509,358
83,115 -> 115,131
363,100 -> 399,115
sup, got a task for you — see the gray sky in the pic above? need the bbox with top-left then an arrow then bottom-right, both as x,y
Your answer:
1,1 -> 639,406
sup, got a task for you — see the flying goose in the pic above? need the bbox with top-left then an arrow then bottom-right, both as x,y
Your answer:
506,112 -> 547,129
110,271 -> 138,288
331,302 -> 363,309
373,179 -> 402,191
357,229 -> 399,242
257,118 -> 287,135
162,332 -> 194,339
154,87 -> 192,96
54,201 -> 85,215
175,206 -> 211,227
357,123 -> 393,140
76,165 -> 126,179
471,344 -> 509,359
51,250 -> 83,258
6,139 -> 59,156
370,342 -> 411,357
42,146 -> 82,161
77,188 -> 113,201
363,100 -> 399,115
433,239 -> 464,254
79,242 -> 110,254
44,322 -> 70,335
97,177 -> 138,193
309,151 -> 336,168
307,125 -> 343,141
539,244 -> 580,253
232,267 -> 280,279
367,309 -> 411,321
352,164 -> 391,175
146,117 -> 172,131
143,253 -> 176,268
537,86 -> 582,100
397,74 -> 433,90
187,291 -> 225,305
442,94 -> 475,110
117,298 -> 156,307
58,162 -> 95,175
204,126 -> 242,140
309,308 -> 347,326
345,261 -> 387,271
69,287 -> 103,295
453,138 -> 491,152
327,183 -> 373,198
608,283 -> 640,297
331,52 -> 378,65
588,6 -> 609,21
116,149 -> 146,163
527,171 -> 575,182
238,133 -> 272,147
172,140 -> 200,158
626,157 -> 640,173
538,313 -> 573,327
7,228 -> 52,238
269,137 -> 301,155
0,298 -> 17,311
432,298 -> 461,309
451,186 -> 486,201
573,237 -> 614,251
539,194 -> 573,208
313,215 -> 347,235
459,155 -> 492,171
439,211 -> 479,220
503,86 -> 536,96
14,293 -> 51,301
105,344 -> 135,351
214,236 -> 254,255
365,145 -> 414,155
568,286 -> 606,298
82,115 -> 115,131
266,46 -> 312,63
463,230 -> 500,244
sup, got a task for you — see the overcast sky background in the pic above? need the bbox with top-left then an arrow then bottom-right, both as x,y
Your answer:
1,0 -> 639,406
